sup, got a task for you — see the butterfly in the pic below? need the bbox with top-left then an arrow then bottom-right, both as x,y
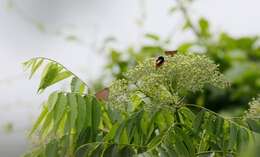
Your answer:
95,87 -> 109,101
155,56 -> 165,68
165,50 -> 178,57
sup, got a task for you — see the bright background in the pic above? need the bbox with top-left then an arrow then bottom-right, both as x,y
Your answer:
0,0 -> 260,156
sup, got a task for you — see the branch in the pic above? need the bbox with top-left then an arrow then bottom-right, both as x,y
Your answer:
175,0 -> 200,37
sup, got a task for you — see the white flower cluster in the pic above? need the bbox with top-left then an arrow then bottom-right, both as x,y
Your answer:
108,53 -> 229,111
246,95 -> 260,118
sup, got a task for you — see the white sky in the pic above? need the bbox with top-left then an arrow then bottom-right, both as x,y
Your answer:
0,0 -> 260,156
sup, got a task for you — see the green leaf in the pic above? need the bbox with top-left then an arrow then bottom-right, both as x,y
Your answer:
47,91 -> 59,110
182,21 -> 192,30
85,96 -> 93,127
228,123 -> 238,150
40,109 -> 53,138
68,93 -> 78,129
145,33 -> 160,41
140,46 -> 163,56
76,95 -> 87,134
114,122 -> 126,143
237,128 -> 249,150
51,71 -> 72,85
179,107 -> 196,124
118,146 -> 135,157
174,127 -> 195,157
75,143 -> 100,157
158,147 -> 170,157
92,98 -> 101,135
215,116 -> 224,135
199,17 -> 210,38
23,59 -> 35,70
90,144 -> 104,157
192,110 -> 205,134
38,63 -> 60,92
29,103 -> 48,136
174,135 -> 190,157
104,123 -> 119,141
147,134 -> 164,148
71,77 -> 86,94
53,93 -> 67,132
178,43 -> 192,53
39,92 -> 59,137
45,140 -> 58,157
246,119 -> 260,133
141,112 -> 149,136
38,63 -> 72,92
103,144 -> 119,157
29,59 -> 44,79
168,6 -> 179,14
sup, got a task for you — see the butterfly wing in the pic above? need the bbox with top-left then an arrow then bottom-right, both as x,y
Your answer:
165,50 -> 177,57
95,88 -> 109,101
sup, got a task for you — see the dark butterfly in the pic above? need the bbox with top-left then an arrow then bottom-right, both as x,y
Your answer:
165,50 -> 178,57
95,87 -> 109,101
155,56 -> 165,68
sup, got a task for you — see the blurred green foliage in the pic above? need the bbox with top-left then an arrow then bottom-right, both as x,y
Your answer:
3,122 -> 13,134
102,0 -> 260,114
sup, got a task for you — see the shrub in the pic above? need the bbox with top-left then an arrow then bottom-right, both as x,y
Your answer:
23,54 -> 260,157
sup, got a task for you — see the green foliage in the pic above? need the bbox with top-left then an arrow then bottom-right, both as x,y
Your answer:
102,0 -> 260,113
109,53 -> 228,111
23,58 -> 73,93
23,55 -> 260,157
